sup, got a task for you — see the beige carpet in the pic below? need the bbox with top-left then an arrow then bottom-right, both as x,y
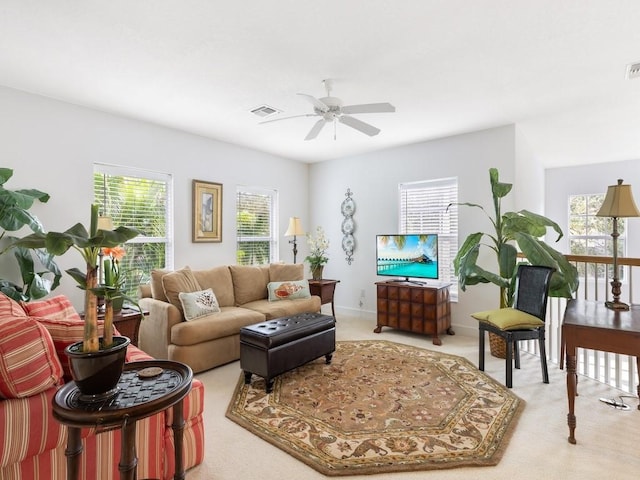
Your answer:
186,313 -> 639,480
226,340 -> 524,475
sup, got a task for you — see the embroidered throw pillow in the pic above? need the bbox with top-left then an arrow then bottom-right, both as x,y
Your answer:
179,289 -> 221,321
267,280 -> 311,302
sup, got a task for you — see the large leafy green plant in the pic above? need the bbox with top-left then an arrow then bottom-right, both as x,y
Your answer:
453,168 -> 578,308
0,167 -> 62,301
16,204 -> 140,351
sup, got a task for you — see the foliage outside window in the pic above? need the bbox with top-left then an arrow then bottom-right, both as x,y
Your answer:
568,193 -> 625,277
236,186 -> 277,265
93,164 -> 173,297
399,177 -> 458,298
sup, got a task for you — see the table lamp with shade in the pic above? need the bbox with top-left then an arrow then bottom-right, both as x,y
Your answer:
284,217 -> 305,263
596,179 -> 640,310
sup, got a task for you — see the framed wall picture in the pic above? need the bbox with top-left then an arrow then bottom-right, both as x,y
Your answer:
192,180 -> 222,242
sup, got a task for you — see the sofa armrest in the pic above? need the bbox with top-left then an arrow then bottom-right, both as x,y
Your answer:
138,298 -> 182,360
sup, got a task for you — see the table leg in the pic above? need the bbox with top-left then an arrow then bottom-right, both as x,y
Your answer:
331,300 -> 336,319
173,399 -> 186,480
636,356 -> 640,411
65,426 -> 82,480
566,352 -> 577,444
119,416 -> 137,480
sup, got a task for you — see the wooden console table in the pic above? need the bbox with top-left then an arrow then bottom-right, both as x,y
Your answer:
563,299 -> 640,444
52,360 -> 192,480
308,279 -> 340,318
374,281 -> 453,345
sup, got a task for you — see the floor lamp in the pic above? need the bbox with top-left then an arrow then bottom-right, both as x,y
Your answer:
596,179 -> 640,310
284,217 -> 305,263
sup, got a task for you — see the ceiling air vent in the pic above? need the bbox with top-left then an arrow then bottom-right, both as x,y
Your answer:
250,105 -> 281,117
626,62 -> 640,80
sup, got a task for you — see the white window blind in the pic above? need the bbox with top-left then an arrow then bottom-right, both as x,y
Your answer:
399,177 -> 458,298
93,164 -> 173,296
236,186 -> 277,265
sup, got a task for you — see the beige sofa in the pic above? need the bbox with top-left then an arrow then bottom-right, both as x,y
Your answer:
138,263 -> 321,373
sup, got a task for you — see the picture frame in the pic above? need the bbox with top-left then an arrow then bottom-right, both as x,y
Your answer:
192,180 -> 222,242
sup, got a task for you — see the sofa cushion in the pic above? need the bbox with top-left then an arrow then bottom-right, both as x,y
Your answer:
229,265 -> 270,305
242,296 -> 321,320
150,268 -> 171,302
171,307 -> 265,345
0,315 -> 63,399
179,289 -> 221,321
162,266 -> 202,314
193,266 -> 235,307
269,263 -> 304,282
21,294 -> 81,322
0,293 -> 27,318
471,307 -> 545,330
267,280 -> 311,301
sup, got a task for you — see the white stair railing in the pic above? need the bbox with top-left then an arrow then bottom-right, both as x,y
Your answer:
521,255 -> 640,394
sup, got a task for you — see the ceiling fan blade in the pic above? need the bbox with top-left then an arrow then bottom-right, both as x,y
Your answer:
304,119 -> 327,141
259,113 -> 317,124
297,93 -> 329,112
341,103 -> 396,114
339,115 -> 381,136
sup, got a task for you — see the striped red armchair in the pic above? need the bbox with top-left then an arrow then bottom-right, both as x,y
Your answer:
0,294 -> 205,479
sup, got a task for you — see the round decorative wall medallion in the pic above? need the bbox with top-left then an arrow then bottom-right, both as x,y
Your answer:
341,217 -> 354,234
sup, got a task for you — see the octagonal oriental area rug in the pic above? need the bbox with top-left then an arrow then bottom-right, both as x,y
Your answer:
225,340 -> 524,476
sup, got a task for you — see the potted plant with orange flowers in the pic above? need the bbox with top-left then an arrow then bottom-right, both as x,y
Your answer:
16,204 -> 140,398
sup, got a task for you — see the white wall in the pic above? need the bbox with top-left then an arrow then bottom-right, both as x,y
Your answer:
546,159 -> 640,256
0,86 -> 310,308
309,125 -> 517,336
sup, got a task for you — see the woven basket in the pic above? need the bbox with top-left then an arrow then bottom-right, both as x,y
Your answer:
489,332 -> 507,359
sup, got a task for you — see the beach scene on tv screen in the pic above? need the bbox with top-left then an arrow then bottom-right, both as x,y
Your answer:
376,234 -> 438,279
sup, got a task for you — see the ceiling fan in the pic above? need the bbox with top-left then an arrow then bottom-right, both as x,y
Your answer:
261,79 -> 396,141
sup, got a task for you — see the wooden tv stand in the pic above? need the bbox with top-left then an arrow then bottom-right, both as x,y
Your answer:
374,280 -> 453,345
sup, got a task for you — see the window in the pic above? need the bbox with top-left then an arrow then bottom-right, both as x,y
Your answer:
399,177 -> 458,297
236,186 -> 277,265
93,164 -> 173,296
568,193 -> 626,276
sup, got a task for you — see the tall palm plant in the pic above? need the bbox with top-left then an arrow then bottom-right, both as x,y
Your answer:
452,168 -> 578,308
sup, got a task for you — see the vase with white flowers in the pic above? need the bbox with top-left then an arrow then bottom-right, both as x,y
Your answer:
305,226 -> 329,280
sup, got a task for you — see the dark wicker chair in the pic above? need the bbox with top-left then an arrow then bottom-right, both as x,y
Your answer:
475,265 -> 555,388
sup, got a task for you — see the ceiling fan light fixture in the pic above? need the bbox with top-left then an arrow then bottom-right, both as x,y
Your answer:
262,79 -> 395,140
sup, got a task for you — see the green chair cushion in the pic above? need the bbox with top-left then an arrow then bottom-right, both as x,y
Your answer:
471,307 -> 544,330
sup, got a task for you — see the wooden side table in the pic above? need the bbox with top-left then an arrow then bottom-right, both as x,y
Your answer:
562,299 -> 640,444
52,360 -> 193,480
308,279 -> 340,318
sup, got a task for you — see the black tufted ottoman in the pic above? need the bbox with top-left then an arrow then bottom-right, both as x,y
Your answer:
240,313 -> 336,393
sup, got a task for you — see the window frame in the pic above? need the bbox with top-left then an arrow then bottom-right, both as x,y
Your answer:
236,185 -> 278,265
398,177 -> 458,299
568,192 -> 627,278
93,163 -> 174,292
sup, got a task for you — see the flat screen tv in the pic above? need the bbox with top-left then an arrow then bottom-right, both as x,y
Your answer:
376,234 -> 438,283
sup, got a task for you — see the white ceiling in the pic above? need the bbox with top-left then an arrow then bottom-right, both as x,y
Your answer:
1,1 -> 640,167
